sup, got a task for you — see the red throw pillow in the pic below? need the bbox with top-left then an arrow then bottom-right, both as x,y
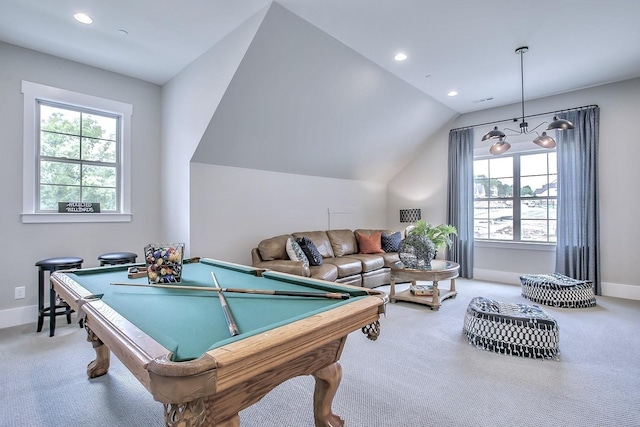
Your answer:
356,231 -> 384,254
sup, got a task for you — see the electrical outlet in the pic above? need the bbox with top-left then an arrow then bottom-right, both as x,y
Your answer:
15,286 -> 26,299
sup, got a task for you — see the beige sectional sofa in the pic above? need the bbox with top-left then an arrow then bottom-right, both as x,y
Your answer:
251,229 -> 401,288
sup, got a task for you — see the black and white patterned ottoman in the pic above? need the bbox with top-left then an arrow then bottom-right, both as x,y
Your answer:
520,273 -> 596,308
463,297 -> 560,360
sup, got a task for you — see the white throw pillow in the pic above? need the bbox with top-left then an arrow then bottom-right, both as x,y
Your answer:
286,237 -> 309,266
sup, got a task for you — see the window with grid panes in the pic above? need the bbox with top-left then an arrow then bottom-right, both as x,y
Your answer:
38,102 -> 120,211
473,151 -> 557,243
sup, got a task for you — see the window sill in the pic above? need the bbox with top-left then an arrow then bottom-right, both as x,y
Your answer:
474,240 -> 556,252
21,213 -> 132,224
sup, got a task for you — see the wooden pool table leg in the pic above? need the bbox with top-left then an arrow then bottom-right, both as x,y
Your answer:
85,326 -> 110,378
312,361 -> 344,427
164,399 -> 240,427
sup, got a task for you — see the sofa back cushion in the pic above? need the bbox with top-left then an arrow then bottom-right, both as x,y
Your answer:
326,229 -> 358,257
257,234 -> 290,261
292,231 -> 335,258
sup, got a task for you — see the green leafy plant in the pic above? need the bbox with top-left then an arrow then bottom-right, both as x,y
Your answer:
408,220 -> 458,253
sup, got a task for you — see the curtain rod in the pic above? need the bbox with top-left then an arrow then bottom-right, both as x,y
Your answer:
449,104 -> 598,132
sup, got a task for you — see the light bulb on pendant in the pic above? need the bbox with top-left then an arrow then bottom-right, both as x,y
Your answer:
489,138 -> 511,155
533,132 -> 556,148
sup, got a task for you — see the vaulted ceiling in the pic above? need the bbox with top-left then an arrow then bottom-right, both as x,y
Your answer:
191,3 -> 455,182
2,0 -> 640,114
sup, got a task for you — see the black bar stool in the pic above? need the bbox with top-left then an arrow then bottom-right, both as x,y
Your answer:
36,257 -> 83,337
97,252 -> 138,266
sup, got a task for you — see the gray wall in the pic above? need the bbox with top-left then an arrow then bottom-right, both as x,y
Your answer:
0,42 -> 162,327
160,6 -> 267,254
164,3 -> 454,264
388,78 -> 640,299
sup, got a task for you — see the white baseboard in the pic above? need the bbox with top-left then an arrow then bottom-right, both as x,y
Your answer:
0,304 -> 38,329
601,281 -> 640,300
472,269 -> 522,286
473,268 -> 639,301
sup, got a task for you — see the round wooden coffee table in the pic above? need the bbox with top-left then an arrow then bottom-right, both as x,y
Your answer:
389,260 -> 460,310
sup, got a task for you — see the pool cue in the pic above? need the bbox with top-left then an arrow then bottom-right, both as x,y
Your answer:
210,272 -> 239,337
111,282 -> 222,292
220,287 -> 350,300
110,282 -> 350,299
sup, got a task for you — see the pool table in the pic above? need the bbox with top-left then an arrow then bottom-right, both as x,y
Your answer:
50,258 -> 386,427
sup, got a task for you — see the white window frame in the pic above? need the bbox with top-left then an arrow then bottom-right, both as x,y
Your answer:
21,81 -> 132,223
473,150 -> 557,244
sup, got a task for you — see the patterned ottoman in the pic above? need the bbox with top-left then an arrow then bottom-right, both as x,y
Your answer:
463,297 -> 559,360
520,273 -> 596,308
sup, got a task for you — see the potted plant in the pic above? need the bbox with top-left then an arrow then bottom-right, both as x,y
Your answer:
408,220 -> 457,257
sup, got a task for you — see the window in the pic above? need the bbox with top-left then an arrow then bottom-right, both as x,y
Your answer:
22,81 -> 132,223
474,151 -> 557,243
38,102 -> 119,211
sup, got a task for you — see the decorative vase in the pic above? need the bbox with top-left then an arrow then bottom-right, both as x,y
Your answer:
398,234 -> 436,269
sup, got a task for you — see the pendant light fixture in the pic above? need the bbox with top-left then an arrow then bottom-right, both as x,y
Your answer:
482,46 -> 574,155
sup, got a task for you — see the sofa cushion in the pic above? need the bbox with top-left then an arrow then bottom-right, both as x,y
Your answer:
286,238 -> 309,266
356,230 -> 384,254
326,229 -> 358,257
381,231 -> 402,252
309,264 -> 338,281
292,231 -> 335,258
296,236 -> 323,266
380,252 -> 400,268
345,254 -> 385,272
323,256 -> 362,278
258,235 -> 290,261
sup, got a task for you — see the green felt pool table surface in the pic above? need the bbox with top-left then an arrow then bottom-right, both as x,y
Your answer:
64,258 -> 371,361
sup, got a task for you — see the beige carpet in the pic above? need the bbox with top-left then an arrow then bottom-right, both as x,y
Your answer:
2,279 -> 640,426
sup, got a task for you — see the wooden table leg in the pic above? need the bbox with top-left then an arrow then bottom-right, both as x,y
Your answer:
86,327 -> 110,378
431,280 -> 440,308
164,398 -> 208,427
312,362 -> 344,427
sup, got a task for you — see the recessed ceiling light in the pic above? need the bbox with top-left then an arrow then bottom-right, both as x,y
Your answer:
394,53 -> 407,62
117,29 -> 129,36
448,91 -> 458,97
73,13 -> 93,24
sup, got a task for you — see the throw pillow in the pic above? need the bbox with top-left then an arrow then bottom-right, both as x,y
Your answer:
381,231 -> 402,252
296,236 -> 323,266
286,237 -> 309,266
356,231 -> 384,254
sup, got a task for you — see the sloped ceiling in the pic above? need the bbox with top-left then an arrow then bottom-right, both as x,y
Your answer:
192,3 -> 456,182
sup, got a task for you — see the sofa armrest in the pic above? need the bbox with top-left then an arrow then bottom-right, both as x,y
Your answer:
252,260 -> 311,277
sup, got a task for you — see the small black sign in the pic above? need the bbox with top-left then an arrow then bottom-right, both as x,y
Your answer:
58,202 -> 101,213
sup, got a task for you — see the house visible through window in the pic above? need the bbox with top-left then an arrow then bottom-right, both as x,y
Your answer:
474,151 -> 557,243
38,102 -> 120,211
22,81 -> 132,223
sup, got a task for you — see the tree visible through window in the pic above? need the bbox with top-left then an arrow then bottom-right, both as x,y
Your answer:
38,102 -> 119,211
474,151 -> 556,243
